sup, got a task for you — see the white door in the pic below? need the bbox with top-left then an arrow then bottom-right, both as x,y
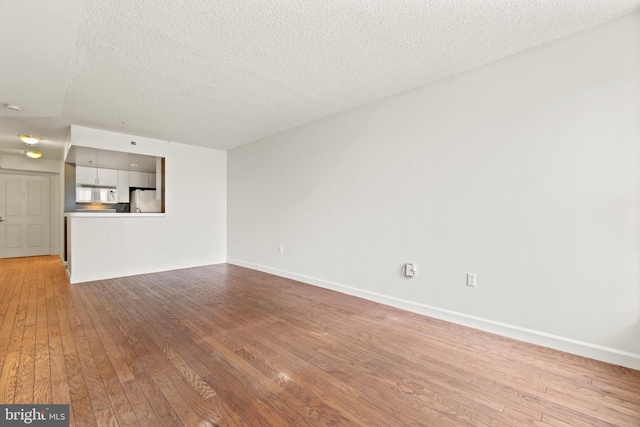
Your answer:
0,174 -> 51,258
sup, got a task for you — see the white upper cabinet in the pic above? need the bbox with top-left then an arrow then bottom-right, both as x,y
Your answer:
129,171 -> 148,188
75,166 -> 96,185
130,171 -> 156,188
117,170 -> 130,202
98,168 -> 118,186
76,166 -> 118,186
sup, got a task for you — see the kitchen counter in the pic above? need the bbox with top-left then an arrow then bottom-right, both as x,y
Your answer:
65,212 -> 168,283
65,212 -> 165,218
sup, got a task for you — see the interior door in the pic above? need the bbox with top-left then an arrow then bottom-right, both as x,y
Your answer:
0,174 -> 51,258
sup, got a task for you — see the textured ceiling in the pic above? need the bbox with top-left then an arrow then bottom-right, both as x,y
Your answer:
0,0 -> 83,117
1,0 -> 640,159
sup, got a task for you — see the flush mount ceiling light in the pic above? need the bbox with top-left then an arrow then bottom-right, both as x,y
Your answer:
5,104 -> 22,111
129,163 -> 139,167
19,134 -> 41,145
26,151 -> 42,159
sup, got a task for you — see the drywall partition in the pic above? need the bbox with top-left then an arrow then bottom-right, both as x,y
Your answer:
228,12 -> 640,368
68,125 -> 226,283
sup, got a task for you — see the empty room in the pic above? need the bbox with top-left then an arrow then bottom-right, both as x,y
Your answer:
1,1 -> 640,426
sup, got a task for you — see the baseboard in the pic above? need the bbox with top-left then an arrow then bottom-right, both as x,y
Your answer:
227,258 -> 640,371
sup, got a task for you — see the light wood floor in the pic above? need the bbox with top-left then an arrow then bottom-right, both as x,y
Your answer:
1,256 -> 639,426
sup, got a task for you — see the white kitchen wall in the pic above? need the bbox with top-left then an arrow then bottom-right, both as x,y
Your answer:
228,12 -> 640,368
69,126 -> 226,281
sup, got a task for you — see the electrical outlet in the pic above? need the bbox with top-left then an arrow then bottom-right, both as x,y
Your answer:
279,245 -> 284,254
466,273 -> 476,287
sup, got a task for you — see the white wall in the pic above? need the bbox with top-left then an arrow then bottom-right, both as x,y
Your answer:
0,154 -> 62,174
69,126 -> 226,282
228,13 -> 640,368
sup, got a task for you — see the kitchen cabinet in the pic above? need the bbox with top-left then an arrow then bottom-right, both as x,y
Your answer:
129,171 -> 148,188
76,166 -> 118,186
76,166 -> 96,185
100,169 -> 118,186
130,171 -> 156,188
117,170 -> 130,203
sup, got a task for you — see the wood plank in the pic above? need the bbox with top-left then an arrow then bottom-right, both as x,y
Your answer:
13,270 -> 37,404
34,260 -> 52,404
46,267 -> 72,406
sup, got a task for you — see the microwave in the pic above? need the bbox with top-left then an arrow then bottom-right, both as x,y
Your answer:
76,186 -> 118,204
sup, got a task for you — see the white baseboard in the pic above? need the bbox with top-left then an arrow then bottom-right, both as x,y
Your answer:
227,258 -> 640,371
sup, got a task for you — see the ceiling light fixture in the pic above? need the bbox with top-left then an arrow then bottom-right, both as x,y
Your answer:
5,104 -> 22,111
19,134 -> 41,145
26,151 -> 42,159
129,163 -> 139,167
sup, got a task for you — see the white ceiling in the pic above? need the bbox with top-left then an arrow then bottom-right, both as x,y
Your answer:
1,0 -> 639,160
0,0 -> 83,118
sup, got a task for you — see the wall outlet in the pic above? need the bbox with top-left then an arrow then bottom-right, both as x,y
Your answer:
466,273 -> 476,287
279,245 -> 284,254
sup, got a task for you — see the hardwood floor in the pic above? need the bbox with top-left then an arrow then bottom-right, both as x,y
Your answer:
1,256 -> 639,426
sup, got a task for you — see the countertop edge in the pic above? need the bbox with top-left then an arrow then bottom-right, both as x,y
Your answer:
65,212 -> 165,218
